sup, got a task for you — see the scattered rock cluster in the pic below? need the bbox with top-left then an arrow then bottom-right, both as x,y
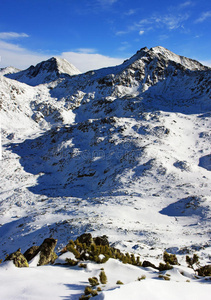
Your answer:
2,233 -> 211,280
4,238 -> 58,267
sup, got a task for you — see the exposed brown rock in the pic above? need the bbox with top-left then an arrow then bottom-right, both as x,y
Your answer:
24,246 -> 40,262
38,238 -> 58,266
5,248 -> 29,268
77,233 -> 93,247
94,235 -> 109,246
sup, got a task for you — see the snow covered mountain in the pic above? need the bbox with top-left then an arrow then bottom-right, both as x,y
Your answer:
0,46 -> 211,266
5,56 -> 81,86
0,66 -> 20,76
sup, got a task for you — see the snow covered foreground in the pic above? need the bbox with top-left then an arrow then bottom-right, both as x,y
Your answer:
1,257 -> 211,300
0,46 -> 211,298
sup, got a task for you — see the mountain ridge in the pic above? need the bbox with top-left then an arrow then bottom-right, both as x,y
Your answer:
4,46 -> 210,88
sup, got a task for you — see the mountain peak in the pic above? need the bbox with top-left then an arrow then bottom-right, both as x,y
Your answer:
5,56 -> 81,86
25,56 -> 81,79
46,56 -> 81,76
150,46 -> 207,71
0,66 -> 21,76
124,46 -> 207,72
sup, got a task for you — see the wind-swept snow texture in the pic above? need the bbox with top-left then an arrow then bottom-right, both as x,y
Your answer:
0,46 -> 211,275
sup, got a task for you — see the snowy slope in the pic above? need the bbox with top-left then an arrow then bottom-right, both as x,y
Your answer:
0,46 -> 211,299
1,257 -> 211,300
0,66 -> 20,76
0,74 -> 76,138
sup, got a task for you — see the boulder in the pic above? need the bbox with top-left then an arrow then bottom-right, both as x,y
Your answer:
77,233 -> 93,247
5,248 -> 29,268
197,265 -> 211,277
38,238 -> 58,266
142,260 -> 158,270
94,235 -> 109,246
23,238 -> 58,266
24,246 -> 40,262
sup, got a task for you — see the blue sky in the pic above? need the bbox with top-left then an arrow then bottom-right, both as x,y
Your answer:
0,0 -> 210,72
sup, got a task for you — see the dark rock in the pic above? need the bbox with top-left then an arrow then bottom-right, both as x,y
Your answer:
24,246 -> 40,262
142,260 -> 158,270
5,248 -> 29,268
38,238 -> 58,266
79,295 -> 92,300
197,265 -> 211,277
23,238 -> 58,266
94,235 -> 109,246
77,233 -> 93,247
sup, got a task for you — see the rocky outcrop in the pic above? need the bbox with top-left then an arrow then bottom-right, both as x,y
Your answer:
5,248 -> 29,268
24,246 -> 40,262
94,235 -> 109,246
197,265 -> 211,276
76,233 -> 109,247
38,238 -> 58,266
8,238 -> 58,267
24,238 -> 58,266
77,233 -> 94,247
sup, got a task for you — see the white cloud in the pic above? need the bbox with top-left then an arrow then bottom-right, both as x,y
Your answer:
98,0 -> 118,4
199,60 -> 211,68
179,1 -> 192,9
195,11 -> 211,23
124,9 -> 136,16
116,11 -> 189,37
0,32 -> 29,40
97,0 -> 118,6
76,48 -> 97,54
168,1 -> 194,13
159,14 -> 189,29
118,42 -> 131,52
159,34 -> 169,40
116,30 -> 128,36
0,40 -> 124,72
0,41 -> 49,69
0,40 -> 25,52
78,0 -> 118,14
61,51 -> 124,72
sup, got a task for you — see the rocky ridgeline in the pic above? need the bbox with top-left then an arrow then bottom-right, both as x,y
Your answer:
2,233 -> 211,279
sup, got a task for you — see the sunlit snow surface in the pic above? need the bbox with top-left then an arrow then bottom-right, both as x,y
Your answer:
0,46 -> 211,299
1,259 -> 211,300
